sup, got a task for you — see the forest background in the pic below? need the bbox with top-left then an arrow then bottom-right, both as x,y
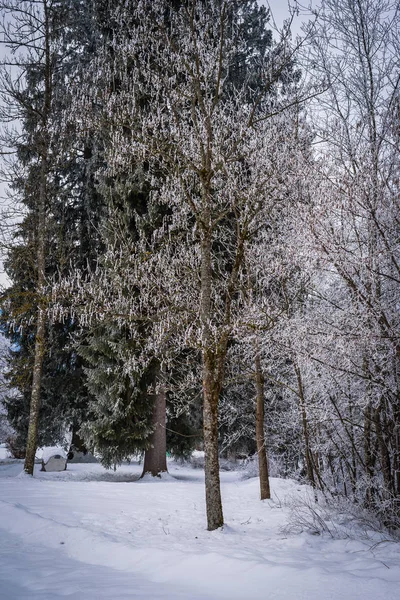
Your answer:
0,0 -> 399,534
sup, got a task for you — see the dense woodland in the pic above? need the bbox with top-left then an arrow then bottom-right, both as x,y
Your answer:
0,0 -> 399,531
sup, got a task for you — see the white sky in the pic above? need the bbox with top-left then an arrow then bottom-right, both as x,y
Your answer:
262,1 -> 318,34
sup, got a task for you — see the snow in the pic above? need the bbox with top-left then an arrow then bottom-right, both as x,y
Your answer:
38,446 -> 67,462
0,443 -> 11,459
0,460 -> 399,600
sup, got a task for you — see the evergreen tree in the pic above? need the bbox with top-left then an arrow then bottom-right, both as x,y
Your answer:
77,325 -> 153,468
51,1 -> 203,473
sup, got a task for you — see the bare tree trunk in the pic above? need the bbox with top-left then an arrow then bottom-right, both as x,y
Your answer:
23,0 -> 52,476
24,307 -> 46,475
294,363 -> 315,488
254,345 -> 270,500
23,134 -> 48,477
374,403 -> 392,494
203,360 -> 223,530
201,228 -> 224,530
348,400 -> 358,496
364,402 -> 374,505
142,362 -> 167,477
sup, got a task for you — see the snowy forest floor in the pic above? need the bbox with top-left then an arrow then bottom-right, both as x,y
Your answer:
0,460 -> 399,600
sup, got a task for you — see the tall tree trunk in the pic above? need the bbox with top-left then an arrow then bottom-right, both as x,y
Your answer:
23,0 -> 52,476
374,403 -> 392,494
254,343 -> 270,500
201,227 -> 224,530
23,150 -> 48,476
348,400 -> 358,496
24,307 -> 46,475
294,363 -> 316,488
364,402 -> 374,506
203,351 -> 224,530
142,362 -> 167,477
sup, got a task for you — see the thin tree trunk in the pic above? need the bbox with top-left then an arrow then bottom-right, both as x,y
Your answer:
392,349 -> 400,497
374,404 -> 392,494
294,363 -> 316,488
254,344 -> 270,500
142,362 -> 167,477
203,351 -> 224,530
364,402 -> 374,505
348,400 -> 358,496
23,0 -> 51,476
23,149 -> 48,476
200,227 -> 224,530
24,308 -> 46,475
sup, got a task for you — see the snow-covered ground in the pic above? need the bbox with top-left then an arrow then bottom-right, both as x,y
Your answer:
0,460 -> 399,600
0,444 -> 11,459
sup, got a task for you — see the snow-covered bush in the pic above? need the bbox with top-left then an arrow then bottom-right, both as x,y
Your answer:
241,453 -> 292,480
284,490 -> 400,541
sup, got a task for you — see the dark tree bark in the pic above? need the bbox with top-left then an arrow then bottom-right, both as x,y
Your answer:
203,351 -> 224,530
294,363 -> 316,488
200,230 -> 224,530
254,344 -> 270,500
363,402 -> 375,505
24,307 -> 46,475
141,362 -> 167,477
374,404 -> 392,494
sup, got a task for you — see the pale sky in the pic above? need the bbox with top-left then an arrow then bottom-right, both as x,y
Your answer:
261,1 -> 318,34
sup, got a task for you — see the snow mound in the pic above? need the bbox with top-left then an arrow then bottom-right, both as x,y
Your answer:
139,471 -> 175,482
40,446 -> 67,462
